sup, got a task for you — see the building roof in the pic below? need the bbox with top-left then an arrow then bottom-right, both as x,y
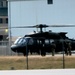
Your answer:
0,0 -> 7,1
7,0 -> 32,1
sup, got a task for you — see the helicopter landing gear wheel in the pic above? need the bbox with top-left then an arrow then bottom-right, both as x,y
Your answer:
41,50 -> 46,56
23,53 -> 26,56
30,51 -> 32,55
65,49 -> 68,56
23,51 -> 26,56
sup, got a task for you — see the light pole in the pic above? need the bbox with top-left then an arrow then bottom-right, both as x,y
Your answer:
26,39 -> 29,69
60,38 -> 65,69
8,1 -> 12,55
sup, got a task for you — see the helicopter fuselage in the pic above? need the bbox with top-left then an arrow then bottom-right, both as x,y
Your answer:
10,24 -> 75,56
11,33 -> 75,56
11,37 -> 60,56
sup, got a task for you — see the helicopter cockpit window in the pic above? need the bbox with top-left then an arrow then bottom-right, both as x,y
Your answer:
14,37 -> 26,44
17,38 -> 23,44
14,38 -> 21,44
14,38 -> 22,44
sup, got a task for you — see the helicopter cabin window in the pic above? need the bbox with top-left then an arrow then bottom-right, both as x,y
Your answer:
50,39 -> 55,44
37,40 -> 40,44
28,38 -> 34,45
0,18 -> 2,23
45,39 -> 50,45
39,40 -> 42,44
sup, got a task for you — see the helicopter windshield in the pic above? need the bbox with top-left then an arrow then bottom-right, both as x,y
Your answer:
14,37 -> 26,44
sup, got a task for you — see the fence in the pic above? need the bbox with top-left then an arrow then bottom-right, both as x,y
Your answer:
0,41 -> 75,69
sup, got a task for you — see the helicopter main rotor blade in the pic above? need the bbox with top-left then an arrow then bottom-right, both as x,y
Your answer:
48,25 -> 75,27
0,24 -> 75,29
11,26 -> 36,28
0,26 -> 35,29
11,24 -> 49,28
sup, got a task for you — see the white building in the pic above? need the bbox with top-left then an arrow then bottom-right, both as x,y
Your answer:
7,0 -> 53,37
7,0 -> 75,38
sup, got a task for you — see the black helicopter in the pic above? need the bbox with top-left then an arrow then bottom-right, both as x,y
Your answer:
11,24 -> 75,56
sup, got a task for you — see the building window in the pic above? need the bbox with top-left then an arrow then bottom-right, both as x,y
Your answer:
0,1 -> 3,7
0,1 -> 8,7
3,1 -> 8,7
0,18 -> 8,24
0,18 -> 2,23
6,18 -> 8,23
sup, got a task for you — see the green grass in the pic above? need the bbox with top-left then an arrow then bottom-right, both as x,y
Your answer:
0,55 -> 75,70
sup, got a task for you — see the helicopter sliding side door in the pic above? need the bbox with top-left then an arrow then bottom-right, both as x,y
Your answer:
27,37 -> 40,55
28,37 -> 46,56
44,39 -> 51,53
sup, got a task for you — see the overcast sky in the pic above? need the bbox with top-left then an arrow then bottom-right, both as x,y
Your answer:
8,0 -> 75,39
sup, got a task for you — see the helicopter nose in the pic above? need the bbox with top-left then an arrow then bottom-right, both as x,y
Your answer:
11,45 -> 18,52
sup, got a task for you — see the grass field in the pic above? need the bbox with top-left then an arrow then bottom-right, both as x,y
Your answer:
0,55 -> 75,70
